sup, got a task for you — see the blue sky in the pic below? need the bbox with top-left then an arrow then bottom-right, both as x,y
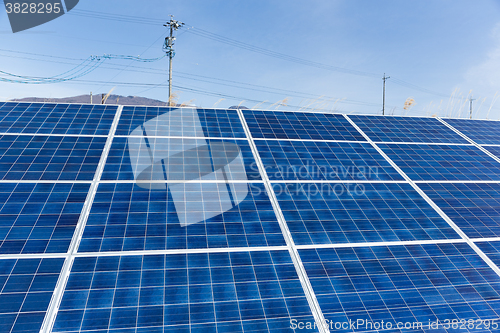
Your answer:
1,0 -> 500,118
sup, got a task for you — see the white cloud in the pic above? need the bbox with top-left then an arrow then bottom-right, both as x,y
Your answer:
465,22 -> 500,94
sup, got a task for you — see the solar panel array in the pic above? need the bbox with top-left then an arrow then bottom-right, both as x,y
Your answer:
1,102 -> 500,333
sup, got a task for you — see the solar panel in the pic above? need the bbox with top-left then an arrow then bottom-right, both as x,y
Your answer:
300,243 -> 500,330
0,103 -> 117,136
485,146 -> 500,159
420,183 -> 500,238
79,182 -> 285,252
349,115 -> 469,144
379,143 -> 500,181
0,135 -> 106,181
0,258 -> 64,333
116,106 -> 246,138
255,140 -> 404,181
477,241 -> 500,267
273,182 -> 459,244
443,118 -> 500,145
243,110 -> 365,141
3,103 -> 500,333
53,251 -> 318,333
101,137 -> 261,181
0,182 -> 90,254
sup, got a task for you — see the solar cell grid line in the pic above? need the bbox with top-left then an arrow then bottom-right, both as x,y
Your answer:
115,106 -> 247,138
349,115 -> 469,144
254,139 -> 404,182
0,257 -> 65,333
78,182 -> 286,252
343,114 -> 500,279
243,110 -> 366,141
0,102 -> 117,136
272,182 -> 460,245
299,243 -> 500,332
101,137 -> 261,181
0,134 -> 107,181
236,108 -> 330,333
378,143 -> 500,181
294,238 -> 468,250
477,241 -> 500,269
436,117 -> 500,167
40,105 -> 124,333
484,146 -> 500,162
51,251 -> 319,333
419,183 -> 500,239
441,117 -> 500,145
0,182 -> 91,254
0,132 -> 108,138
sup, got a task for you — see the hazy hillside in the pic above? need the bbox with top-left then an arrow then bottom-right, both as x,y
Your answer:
11,94 -> 170,106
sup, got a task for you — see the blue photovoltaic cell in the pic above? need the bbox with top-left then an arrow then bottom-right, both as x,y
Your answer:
485,146 -> 500,159
300,243 -> 500,332
115,106 -> 246,138
0,102 -> 117,135
243,110 -> 366,141
0,258 -> 64,333
79,183 -> 285,252
476,241 -> 500,268
444,118 -> 500,145
349,115 -> 469,144
101,137 -> 261,181
256,140 -> 404,181
379,143 -> 500,181
0,135 -> 106,181
0,183 -> 90,254
273,182 -> 458,245
53,251 -> 317,333
420,183 -> 500,239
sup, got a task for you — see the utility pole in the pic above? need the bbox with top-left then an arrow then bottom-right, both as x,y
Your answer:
382,73 -> 390,115
164,15 -> 184,106
469,97 -> 475,119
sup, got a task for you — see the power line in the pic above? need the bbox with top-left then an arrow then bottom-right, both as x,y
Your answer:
67,9 -> 471,100
0,54 -> 165,84
0,48 -> 384,108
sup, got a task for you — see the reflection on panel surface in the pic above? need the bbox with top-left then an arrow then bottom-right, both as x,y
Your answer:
0,135 -> 106,181
53,251 -> 317,333
380,143 -> 500,181
350,115 -> 469,144
102,137 -> 261,181
0,102 -> 116,135
0,183 -> 90,254
256,140 -> 404,181
0,258 -> 64,333
273,182 -> 458,245
244,110 -> 365,141
79,183 -> 285,252
116,106 -> 246,138
300,243 -> 500,332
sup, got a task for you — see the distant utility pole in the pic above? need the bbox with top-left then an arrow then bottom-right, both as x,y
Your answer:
164,15 -> 184,106
382,73 -> 390,115
469,97 -> 475,119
